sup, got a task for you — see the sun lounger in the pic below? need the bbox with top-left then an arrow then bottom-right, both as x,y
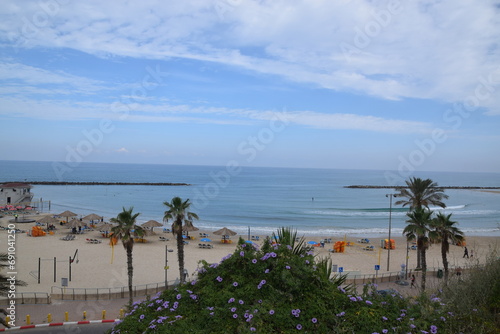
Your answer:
363,245 -> 374,251
251,235 -> 260,241
159,236 -> 169,241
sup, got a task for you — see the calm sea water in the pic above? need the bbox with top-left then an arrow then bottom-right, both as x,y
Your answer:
1,160 -> 499,237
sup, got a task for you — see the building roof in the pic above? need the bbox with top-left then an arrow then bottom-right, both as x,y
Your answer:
0,182 -> 32,189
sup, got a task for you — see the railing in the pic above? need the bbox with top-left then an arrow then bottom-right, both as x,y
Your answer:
50,280 -> 180,301
343,266 -> 449,285
0,292 -> 50,305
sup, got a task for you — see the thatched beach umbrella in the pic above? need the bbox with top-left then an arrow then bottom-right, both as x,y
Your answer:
57,210 -> 78,223
213,227 -> 237,240
68,218 -> 85,229
141,220 -> 163,228
82,213 -> 103,222
95,222 -> 113,237
36,215 -> 59,225
36,215 -> 59,231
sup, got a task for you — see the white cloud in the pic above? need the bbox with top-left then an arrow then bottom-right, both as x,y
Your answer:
0,0 -> 498,112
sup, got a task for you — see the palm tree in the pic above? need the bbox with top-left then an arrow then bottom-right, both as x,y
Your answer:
163,197 -> 199,285
1,253 -> 26,328
396,177 -> 448,267
395,177 -> 448,210
429,212 -> 464,281
403,207 -> 433,290
110,207 -> 144,306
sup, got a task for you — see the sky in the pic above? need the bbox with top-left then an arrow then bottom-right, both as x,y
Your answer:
0,0 -> 499,174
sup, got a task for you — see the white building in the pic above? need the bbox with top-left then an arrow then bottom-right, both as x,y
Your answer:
0,182 -> 34,205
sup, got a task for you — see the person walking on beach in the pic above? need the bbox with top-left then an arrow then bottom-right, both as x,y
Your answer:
463,246 -> 469,258
410,274 -> 416,288
470,249 -> 473,258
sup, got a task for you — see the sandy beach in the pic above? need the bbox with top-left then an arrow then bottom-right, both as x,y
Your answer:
1,213 -> 498,296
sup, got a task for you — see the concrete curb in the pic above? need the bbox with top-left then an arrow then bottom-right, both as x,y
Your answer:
0,319 -> 119,331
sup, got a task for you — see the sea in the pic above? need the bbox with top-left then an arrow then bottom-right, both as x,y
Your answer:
1,160 -> 499,237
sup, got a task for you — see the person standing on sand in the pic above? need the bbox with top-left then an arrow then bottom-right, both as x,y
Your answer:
463,246 -> 469,258
410,274 -> 416,288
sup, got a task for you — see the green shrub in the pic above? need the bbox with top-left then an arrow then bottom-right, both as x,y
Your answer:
109,229 -> 500,333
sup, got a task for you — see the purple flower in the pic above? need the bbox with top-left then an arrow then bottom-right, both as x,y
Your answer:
287,245 -> 292,250
296,324 -> 302,330
139,314 -> 145,320
252,259 -> 257,264
382,316 -> 388,321
176,294 -> 182,300
336,312 -> 345,317
366,300 -> 373,305
264,269 -> 270,273
269,310 -> 275,315
156,306 -> 162,311
216,276 -> 223,282
430,325 -> 438,333
261,279 -> 267,285
233,314 -> 238,318
149,324 -> 156,329
240,251 -> 245,257
440,316 -> 446,322
231,307 -> 237,312
233,282 -> 239,287
305,260 -> 310,264
286,265 -> 291,270
311,318 -> 318,323
239,300 -> 244,304
228,298 -> 235,303
250,327 -> 256,331
383,330 -> 389,334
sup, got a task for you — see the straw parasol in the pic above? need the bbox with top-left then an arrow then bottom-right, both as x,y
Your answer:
141,220 -> 163,228
82,213 -> 103,222
68,218 -> 85,228
57,210 -> 78,223
36,215 -> 59,225
213,227 -> 237,241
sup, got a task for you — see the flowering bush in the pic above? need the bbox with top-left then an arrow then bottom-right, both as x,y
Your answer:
110,228 -> 500,333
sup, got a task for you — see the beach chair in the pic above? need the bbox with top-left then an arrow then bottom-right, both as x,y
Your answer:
159,236 -> 168,241
206,244 -> 213,249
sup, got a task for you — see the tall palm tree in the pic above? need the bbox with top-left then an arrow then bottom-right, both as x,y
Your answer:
403,207 -> 433,290
429,212 -> 464,281
395,177 -> 448,210
396,177 -> 448,267
163,197 -> 199,285
110,207 -> 144,306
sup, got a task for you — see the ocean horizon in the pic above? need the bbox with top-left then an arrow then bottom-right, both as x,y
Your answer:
1,160 -> 499,237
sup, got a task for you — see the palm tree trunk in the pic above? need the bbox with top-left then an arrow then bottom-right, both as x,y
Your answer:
177,223 -> 185,284
442,240 -> 449,281
416,237 -> 422,269
421,248 -> 427,291
127,244 -> 134,306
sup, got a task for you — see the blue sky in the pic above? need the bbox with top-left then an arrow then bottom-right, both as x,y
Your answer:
1,0 -> 499,174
